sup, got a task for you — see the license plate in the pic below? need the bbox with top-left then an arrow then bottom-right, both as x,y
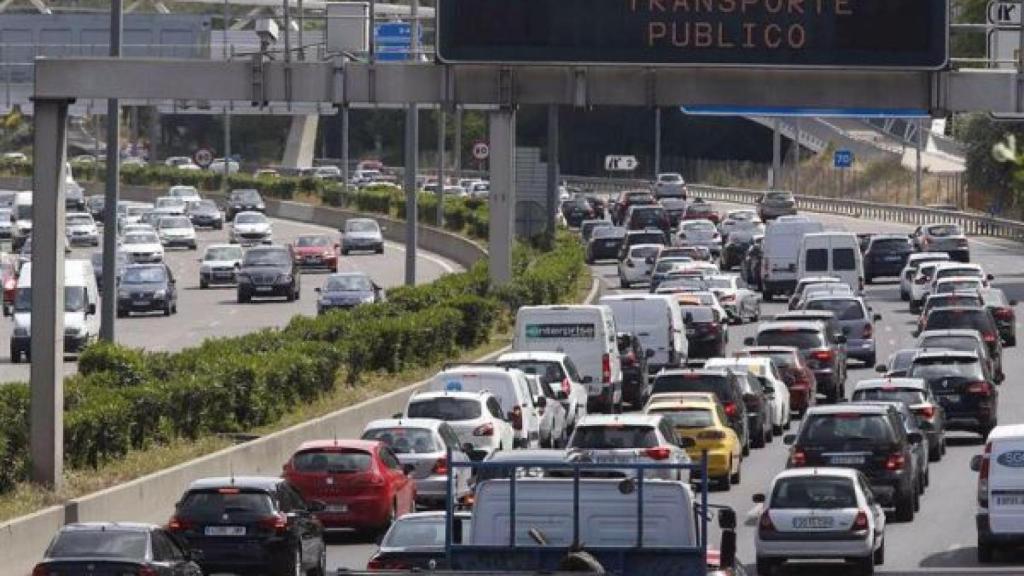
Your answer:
939,394 -> 961,405
792,516 -> 834,529
255,286 -> 273,292
214,272 -> 232,279
603,241 -> 617,247
686,329 -> 696,336
204,526 -> 245,536
326,504 -> 348,513
132,300 -> 149,306
884,255 -> 902,262
306,256 -> 321,263
829,455 -> 865,465
995,495 -> 1024,507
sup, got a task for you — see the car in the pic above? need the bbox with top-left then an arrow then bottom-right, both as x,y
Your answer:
661,197 -> 688,227
524,374 -> 570,448
229,211 -> 273,246
186,198 -> 224,229
917,291 -> 984,333
791,283 -> 854,312
210,158 -> 241,174
626,204 -> 672,236
670,290 -> 729,321
561,197 -> 598,227
719,222 -> 764,270
1,254 -> 17,314
366,511 -> 472,571
916,328 -> 1000,382
579,193 -> 608,220
717,210 -> 761,241
164,156 -> 200,170
84,194 -> 105,222
120,223 -> 155,238
932,276 -> 985,298
753,468 -> 886,575
676,219 -> 722,257
651,369 -> 751,454
619,229 -> 669,261
773,310 -> 842,344
168,476 -> 327,575
34,523 -> 201,576
342,218 -> 385,254
738,346 -> 817,417
153,195 -> 188,217
156,215 -> 198,250
970,424 -> 1024,562
225,188 -> 266,221
741,234 -> 764,288
566,413 -> 690,480
863,234 -> 913,283
929,264 -> 992,296
980,287 -> 1017,346
909,260 -> 949,313
617,243 -> 661,288
899,252 -> 950,301
198,244 -> 243,289
911,222 -> 970,261
116,263 -> 177,317
906,349 -> 997,438
580,219 -> 612,243
404,390 -> 515,460
236,245 -> 301,303
749,321 -> 847,404
756,190 -> 798,221
168,184 -> 202,201
681,304 -> 729,359
644,392 -> 742,488
585,225 -> 627,264
854,400 -> 931,496
654,172 -> 687,198
853,377 -> 946,461
707,356 -> 792,436
649,256 -> 695,291
787,276 -> 842,310
119,230 -> 165,263
495,351 -> 589,428
616,332 -> 653,408
90,250 -> 130,293
682,198 -> 720,224
611,189 -> 657,225
784,403 -> 922,522
801,295 -> 881,366
881,348 -> 920,378
315,272 -> 382,313
292,233 -> 340,272
918,306 -> 1003,377
468,181 -> 490,199
671,245 -> 714,262
64,211 -> 99,246
705,274 -> 760,324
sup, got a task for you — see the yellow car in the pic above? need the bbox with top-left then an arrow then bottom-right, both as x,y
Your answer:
644,392 -> 742,489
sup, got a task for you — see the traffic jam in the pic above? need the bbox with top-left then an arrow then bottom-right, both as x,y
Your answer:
29,178 -> 1024,576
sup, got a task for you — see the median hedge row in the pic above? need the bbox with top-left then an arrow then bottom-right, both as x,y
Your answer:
0,234 -> 585,494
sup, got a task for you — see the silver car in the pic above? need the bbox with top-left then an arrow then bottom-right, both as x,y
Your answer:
912,223 -> 970,262
361,418 -> 473,509
654,172 -> 687,198
342,218 -> 385,254
706,274 -> 760,324
675,219 -> 722,256
229,211 -> 273,245
900,253 -> 950,301
802,295 -> 881,365
566,414 -> 690,480
524,374 -> 568,448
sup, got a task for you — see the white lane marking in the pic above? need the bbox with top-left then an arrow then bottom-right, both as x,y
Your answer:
384,241 -> 457,274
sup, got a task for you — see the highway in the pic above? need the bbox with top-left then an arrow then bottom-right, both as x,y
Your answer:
0,216 -> 459,384
319,202 -> 1024,575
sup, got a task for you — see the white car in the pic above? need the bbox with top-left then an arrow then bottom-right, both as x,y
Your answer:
618,243 -> 662,288
154,196 -> 187,217
208,158 -> 240,174
755,467 -> 886,575
168,185 -> 201,201
566,414 -> 690,480
120,223 -> 154,237
469,181 -> 490,199
930,262 -> 991,295
495,351 -> 589,428
64,212 -> 99,246
199,243 -> 244,289
120,203 -> 153,227
718,210 -> 761,239
404,390 -> 515,460
706,357 -> 791,434
654,172 -> 686,198
165,156 -> 200,170
932,276 -> 985,297
676,219 -> 723,256
705,274 -> 760,323
899,253 -> 950,301
120,230 -> 164,263
524,374 -> 569,448
229,211 -> 273,245
156,216 -> 197,250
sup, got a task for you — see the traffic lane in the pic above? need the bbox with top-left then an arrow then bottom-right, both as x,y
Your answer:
326,532 -> 379,572
0,217 -> 459,382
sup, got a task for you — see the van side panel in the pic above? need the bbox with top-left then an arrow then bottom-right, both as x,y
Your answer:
600,297 -> 682,370
988,438 -> 1024,534
762,221 -> 825,295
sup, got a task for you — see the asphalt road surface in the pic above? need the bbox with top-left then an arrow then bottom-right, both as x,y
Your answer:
0,216 -> 459,384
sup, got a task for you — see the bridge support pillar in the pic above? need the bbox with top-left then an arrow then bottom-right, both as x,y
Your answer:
488,108 -> 516,286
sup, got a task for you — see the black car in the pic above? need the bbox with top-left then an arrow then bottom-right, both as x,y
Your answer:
681,305 -> 728,359
618,228 -> 669,260
784,403 -> 922,522
617,332 -> 652,408
919,306 -> 1003,374
580,219 -> 612,243
652,368 -> 750,454
721,235 -> 753,271
853,381 -> 946,462
85,194 -> 106,222
863,234 -> 913,283
749,321 -> 847,403
187,199 -> 224,229
661,197 -> 687,227
168,476 -> 327,576
34,523 -> 201,576
316,272 -> 382,314
367,511 -> 470,571
586,226 -> 626,264
225,188 -> 266,221
627,205 -> 672,236
116,263 -> 178,317
560,197 -> 596,227
907,349 -> 998,438
980,287 -> 1017,347
741,236 -> 764,289
237,245 -> 301,303
756,191 -> 797,221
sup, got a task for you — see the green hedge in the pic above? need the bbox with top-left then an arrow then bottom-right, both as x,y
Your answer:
0,234 -> 585,494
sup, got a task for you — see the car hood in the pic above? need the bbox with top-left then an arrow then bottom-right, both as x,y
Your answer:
14,310 -> 87,331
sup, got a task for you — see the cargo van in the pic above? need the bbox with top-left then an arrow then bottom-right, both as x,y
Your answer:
972,424 -> 1024,562
12,191 -> 32,249
6,259 -> 99,362
514,305 -> 622,412
761,218 -> 824,300
598,294 -> 687,372
797,232 -> 864,293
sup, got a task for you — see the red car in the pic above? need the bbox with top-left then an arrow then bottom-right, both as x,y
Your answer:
291,234 -> 339,272
1,255 -> 16,314
682,200 -> 720,224
737,346 -> 817,416
283,439 -> 416,534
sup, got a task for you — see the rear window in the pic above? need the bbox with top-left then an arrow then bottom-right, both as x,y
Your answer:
924,310 -> 994,332
805,299 -> 864,321
649,408 -> 715,428
499,360 -> 566,385
407,398 -> 482,421
681,306 -> 714,323
48,531 -> 148,559
908,358 -> 984,381
805,249 -> 828,272
936,268 -> 981,279
770,477 -> 857,509
756,329 -> 823,350
383,518 -> 469,548
362,428 -> 440,454
833,248 -> 856,271
631,245 -> 661,258
179,490 -> 274,515
800,413 -> 895,444
851,389 -> 926,405
928,224 -> 961,237
748,351 -> 798,369
870,238 -> 912,253
686,204 -> 712,214
926,295 -> 982,310
631,233 -> 667,245
569,425 -> 659,449
652,374 -> 733,401
919,336 -> 979,353
292,449 -> 372,472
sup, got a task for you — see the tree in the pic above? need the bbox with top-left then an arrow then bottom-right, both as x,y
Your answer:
958,113 -> 1024,214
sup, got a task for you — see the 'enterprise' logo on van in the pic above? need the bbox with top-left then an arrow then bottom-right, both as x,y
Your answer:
996,451 -> 1024,468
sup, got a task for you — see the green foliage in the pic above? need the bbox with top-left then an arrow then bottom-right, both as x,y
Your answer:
959,113 -> 1024,214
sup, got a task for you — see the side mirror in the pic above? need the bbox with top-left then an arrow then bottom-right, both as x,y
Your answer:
678,436 -> 696,449
988,273 -> 995,281
88,303 -> 96,315
536,396 -> 547,408
970,454 -> 983,472
752,493 -> 766,504
2,305 -> 9,317
645,349 -> 656,359
402,463 -> 416,476
718,508 -> 737,530
582,375 -> 594,384
314,287 -> 321,293
911,330 -> 920,338
908,432 -> 923,444
837,335 -> 847,344
307,500 -> 327,513
743,336 -> 755,346
873,313 -> 882,322
875,364 -> 888,374
783,434 -> 796,445
1011,300 -> 1019,307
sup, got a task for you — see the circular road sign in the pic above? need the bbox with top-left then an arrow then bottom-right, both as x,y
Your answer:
193,147 -> 214,168
472,141 -> 489,161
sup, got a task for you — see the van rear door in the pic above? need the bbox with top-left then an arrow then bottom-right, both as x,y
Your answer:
988,438 -> 1024,534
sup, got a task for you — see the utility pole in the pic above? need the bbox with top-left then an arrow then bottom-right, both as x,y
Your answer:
915,119 -> 923,204
546,104 -> 559,245
404,0 -> 419,285
453,106 -> 462,182
437,109 -> 446,227
793,118 -> 800,195
222,0 -> 231,192
771,118 -> 781,190
653,107 -> 661,178
100,0 -> 122,343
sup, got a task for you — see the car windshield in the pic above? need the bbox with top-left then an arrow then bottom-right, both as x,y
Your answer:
48,531 -> 148,559
756,329 -> 823,349
179,490 -> 274,515
706,278 -> 733,289
765,192 -> 792,202
937,268 -> 982,279
193,200 -> 217,211
122,266 -> 166,284
66,215 -> 91,226
852,388 -> 927,404
908,358 -> 984,380
347,220 -> 379,233
170,186 -> 197,196
243,249 -> 290,267
232,190 -> 260,202
890,351 -> 919,371
156,198 -> 184,208
407,398 -> 481,421
235,213 -> 266,224
982,289 -> 1009,307
805,299 -> 864,321
631,233 -> 666,245
204,247 -> 243,261
924,310 -> 992,332
936,281 -> 981,294
569,425 -> 658,449
326,275 -> 373,291
800,413 -> 895,444
684,221 -> 715,232
124,233 -> 158,245
499,360 -> 566,385
648,408 -> 715,428
593,227 -> 625,239
159,217 -> 190,229
383,517 -> 470,548
656,260 -> 690,273
747,351 -> 799,369
13,286 -> 87,313
771,477 -> 857,509
652,374 -> 729,398
362,428 -> 440,454
928,224 -> 961,237
296,235 -> 330,247
292,449 -> 372,473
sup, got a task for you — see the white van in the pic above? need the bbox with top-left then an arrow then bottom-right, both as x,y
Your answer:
514,305 -> 622,412
761,218 -> 824,300
973,424 -> 1024,562
797,232 -> 864,293
471,478 -> 697,547
598,294 -> 687,372
12,191 -> 32,249
7,259 -> 99,363
425,365 -> 541,449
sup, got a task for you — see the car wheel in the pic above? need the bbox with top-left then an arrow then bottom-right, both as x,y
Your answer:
117,309 -> 127,318
773,422 -> 783,436
752,423 -> 766,449
309,545 -> 327,576
200,278 -> 208,289
913,484 -> 921,510
620,278 -> 630,289
978,540 -> 994,563
341,248 -> 349,255
378,500 -> 398,537
895,488 -> 915,522
941,436 -> 947,456
376,246 -> 384,254
874,536 -> 885,564
9,347 -> 19,363
756,556 -> 780,576
853,553 -> 875,575
1008,335 -> 1017,347
762,288 -> 773,302
865,275 -> 873,285
900,289 -> 909,301
237,291 -> 250,304
164,303 -> 172,317
729,457 -> 741,485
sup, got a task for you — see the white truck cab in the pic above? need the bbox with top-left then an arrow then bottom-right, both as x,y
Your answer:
972,424 -> 1024,562
7,259 -> 99,363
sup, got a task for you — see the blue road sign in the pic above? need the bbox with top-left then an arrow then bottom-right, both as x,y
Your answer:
375,22 -> 420,62
834,150 -> 854,169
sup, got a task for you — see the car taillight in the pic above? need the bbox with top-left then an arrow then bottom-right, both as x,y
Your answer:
432,457 -> 448,475
723,402 -> 738,417
983,332 -> 997,343
980,442 -> 992,507
913,405 -> 936,420
167,515 -> 194,532
791,375 -> 811,390
368,558 -> 413,571
810,350 -> 833,363
511,406 -> 523,431
602,354 -> 612,383
561,377 -> 571,396
851,510 -> 869,532
31,565 -> 47,576
790,448 -> 807,467
136,568 -> 159,576
885,452 -> 906,471
624,352 -> 636,366
473,422 -> 495,437
697,430 -> 727,440
862,323 -> 873,338
967,381 -> 992,397
995,307 -> 1014,320
758,510 -> 776,533
645,446 -> 672,460
259,513 -> 288,534
2,279 -> 13,290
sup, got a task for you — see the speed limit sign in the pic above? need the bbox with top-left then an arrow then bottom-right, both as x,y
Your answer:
472,141 -> 489,161
193,147 -> 214,168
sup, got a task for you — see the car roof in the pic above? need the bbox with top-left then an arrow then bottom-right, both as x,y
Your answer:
60,522 -> 157,533
497,351 -> 568,362
805,404 -> 891,416
987,424 -> 1024,441
742,345 -> 800,354
776,310 -> 836,319
935,262 -> 982,271
853,378 -> 927,391
365,418 -> 445,432
628,243 -> 664,251
410,390 -> 489,401
918,329 -> 984,340
296,439 -> 380,452
187,476 -> 283,491
657,368 -> 732,378
908,252 -> 950,261
757,321 -> 826,332
576,414 -> 663,427
773,467 -> 861,481
912,349 -> 980,361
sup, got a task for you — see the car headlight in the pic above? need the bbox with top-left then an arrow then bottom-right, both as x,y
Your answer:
257,203 -> 266,210
277,274 -> 292,284
118,289 -> 130,298
200,265 -> 211,274
154,290 -> 167,299
13,326 -> 28,337
236,273 -> 251,283
362,295 -> 376,303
